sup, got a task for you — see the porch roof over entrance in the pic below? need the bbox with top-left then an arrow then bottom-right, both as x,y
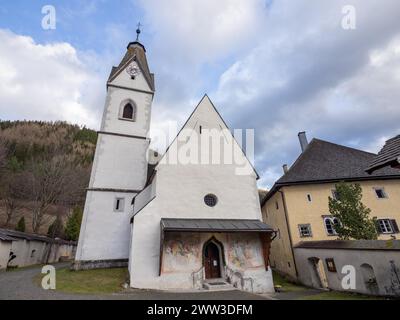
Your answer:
160,218 -> 274,233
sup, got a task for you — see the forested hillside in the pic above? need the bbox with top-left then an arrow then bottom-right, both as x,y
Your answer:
0,121 -> 96,238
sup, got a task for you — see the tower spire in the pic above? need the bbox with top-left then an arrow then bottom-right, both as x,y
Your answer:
136,22 -> 142,42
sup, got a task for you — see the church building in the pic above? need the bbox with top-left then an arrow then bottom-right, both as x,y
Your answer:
74,32 -> 275,293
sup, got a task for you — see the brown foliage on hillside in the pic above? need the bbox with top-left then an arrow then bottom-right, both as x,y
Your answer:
0,121 -> 96,234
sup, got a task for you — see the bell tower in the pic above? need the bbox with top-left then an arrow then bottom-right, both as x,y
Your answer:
75,30 -> 155,268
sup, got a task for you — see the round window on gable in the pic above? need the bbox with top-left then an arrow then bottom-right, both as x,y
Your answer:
204,194 -> 218,207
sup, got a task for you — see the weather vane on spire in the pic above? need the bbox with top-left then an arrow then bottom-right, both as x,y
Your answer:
136,22 -> 142,41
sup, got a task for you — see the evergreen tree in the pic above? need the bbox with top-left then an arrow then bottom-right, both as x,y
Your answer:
47,215 -> 64,239
328,182 -> 378,240
15,216 -> 25,232
64,206 -> 83,241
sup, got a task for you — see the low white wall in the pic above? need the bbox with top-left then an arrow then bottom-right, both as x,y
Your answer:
1,238 -> 76,269
0,241 -> 12,270
294,245 -> 400,297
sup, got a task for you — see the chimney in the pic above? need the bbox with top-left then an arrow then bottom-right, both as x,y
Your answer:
298,131 -> 308,153
283,164 -> 288,174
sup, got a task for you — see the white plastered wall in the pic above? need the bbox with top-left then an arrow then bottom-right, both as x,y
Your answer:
129,96 -> 273,293
100,84 -> 153,138
89,134 -> 149,190
76,190 -> 135,261
0,241 -> 11,270
76,59 -> 153,262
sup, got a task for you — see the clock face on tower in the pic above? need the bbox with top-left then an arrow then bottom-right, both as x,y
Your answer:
126,62 -> 141,79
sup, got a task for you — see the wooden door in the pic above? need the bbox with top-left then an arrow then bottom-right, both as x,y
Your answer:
204,242 -> 221,279
309,258 -> 329,289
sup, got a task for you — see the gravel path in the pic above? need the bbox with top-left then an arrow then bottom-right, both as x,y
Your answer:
0,263 -> 269,300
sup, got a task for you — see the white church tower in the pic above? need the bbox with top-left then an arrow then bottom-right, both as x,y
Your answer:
74,29 -> 155,269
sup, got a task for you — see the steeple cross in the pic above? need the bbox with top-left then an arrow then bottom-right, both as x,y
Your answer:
136,22 -> 142,41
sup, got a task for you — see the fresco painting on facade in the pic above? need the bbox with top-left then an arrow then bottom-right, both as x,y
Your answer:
163,233 -> 201,273
227,234 -> 264,270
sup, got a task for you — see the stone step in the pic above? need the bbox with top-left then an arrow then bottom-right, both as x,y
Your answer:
203,280 -> 234,291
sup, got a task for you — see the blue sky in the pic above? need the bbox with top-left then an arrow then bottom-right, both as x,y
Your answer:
1,0 -> 400,188
0,1 -> 143,50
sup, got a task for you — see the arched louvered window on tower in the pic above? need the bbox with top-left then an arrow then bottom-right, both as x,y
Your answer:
120,102 -> 136,121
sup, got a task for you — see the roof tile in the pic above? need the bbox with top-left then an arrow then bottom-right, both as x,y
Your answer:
161,218 -> 274,232
366,135 -> 400,173
277,138 -> 400,185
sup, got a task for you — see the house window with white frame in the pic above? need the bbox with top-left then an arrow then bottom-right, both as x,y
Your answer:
323,216 -> 339,236
376,218 -> 399,234
298,224 -> 312,237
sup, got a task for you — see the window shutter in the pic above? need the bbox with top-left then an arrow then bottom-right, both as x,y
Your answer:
374,219 -> 382,234
390,220 -> 399,233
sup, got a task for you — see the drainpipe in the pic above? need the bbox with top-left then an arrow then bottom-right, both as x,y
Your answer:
279,190 -> 299,279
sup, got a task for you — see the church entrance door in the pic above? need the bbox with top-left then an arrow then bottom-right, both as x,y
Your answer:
204,242 -> 221,279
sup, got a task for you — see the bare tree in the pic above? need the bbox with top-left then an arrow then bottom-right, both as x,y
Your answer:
0,142 -> 21,227
0,141 -> 6,172
0,185 -> 21,228
0,121 -> 93,234
21,155 -> 88,233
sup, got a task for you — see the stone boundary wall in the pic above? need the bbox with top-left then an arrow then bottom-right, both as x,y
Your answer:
0,228 -> 76,271
294,240 -> 400,297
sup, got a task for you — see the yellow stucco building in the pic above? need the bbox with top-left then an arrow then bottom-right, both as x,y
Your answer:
261,133 -> 400,281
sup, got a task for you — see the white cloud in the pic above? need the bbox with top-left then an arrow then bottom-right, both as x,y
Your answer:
2,0 -> 400,189
210,0 -> 400,187
139,0 -> 271,155
0,29 -> 104,129
140,0 -> 267,65
131,0 -> 400,187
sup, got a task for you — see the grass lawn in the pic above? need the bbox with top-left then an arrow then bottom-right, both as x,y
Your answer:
35,267 -> 128,294
272,271 -> 306,292
300,291 -> 383,300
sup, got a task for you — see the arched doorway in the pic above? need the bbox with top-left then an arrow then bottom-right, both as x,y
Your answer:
360,263 -> 379,295
308,257 -> 329,289
203,240 -> 223,279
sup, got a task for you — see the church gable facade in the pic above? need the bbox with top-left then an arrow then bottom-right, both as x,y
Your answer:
75,38 -> 275,293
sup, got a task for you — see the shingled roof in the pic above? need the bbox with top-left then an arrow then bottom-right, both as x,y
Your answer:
366,135 -> 400,174
0,228 -> 76,245
161,218 -> 274,233
294,240 -> 400,251
107,41 -> 155,91
263,138 -> 400,204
